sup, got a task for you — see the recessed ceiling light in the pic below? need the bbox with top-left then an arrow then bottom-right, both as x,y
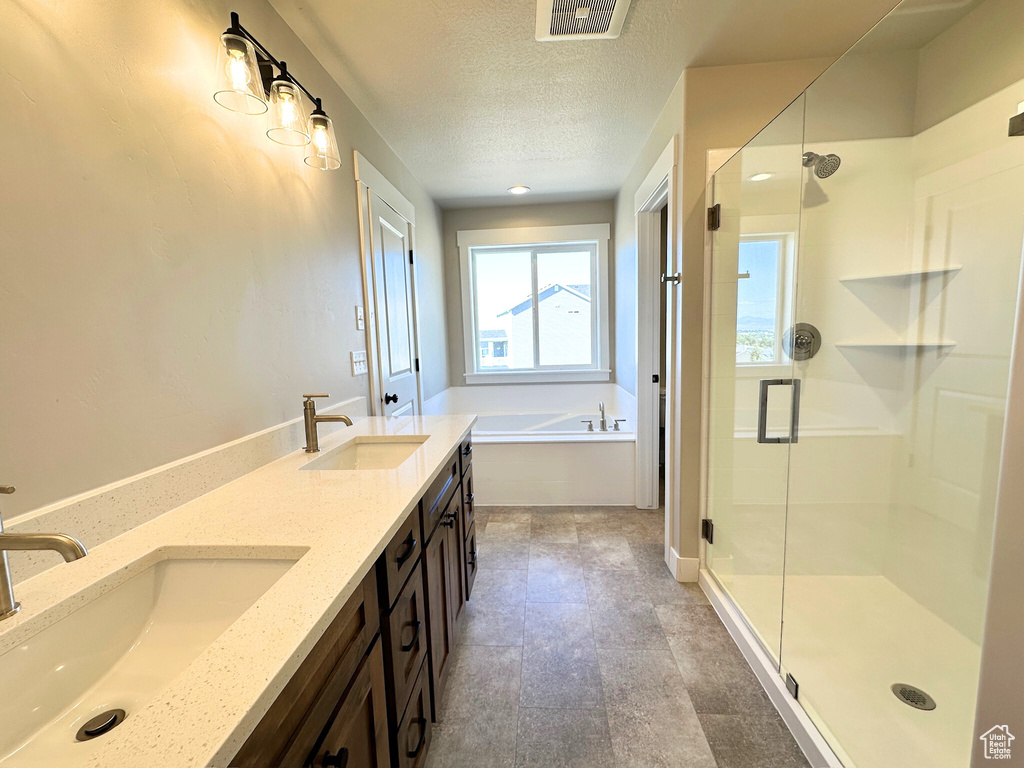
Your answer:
748,173 -> 773,182
507,185 -> 531,195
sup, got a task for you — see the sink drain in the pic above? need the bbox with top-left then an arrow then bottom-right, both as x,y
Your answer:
76,709 -> 126,742
891,683 -> 936,711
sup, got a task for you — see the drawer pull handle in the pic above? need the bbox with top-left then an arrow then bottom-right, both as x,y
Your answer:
463,445 -> 473,457
321,748 -> 348,768
401,620 -> 422,653
468,550 -> 477,566
406,717 -> 427,758
441,511 -> 455,529
395,534 -> 417,567
465,492 -> 475,504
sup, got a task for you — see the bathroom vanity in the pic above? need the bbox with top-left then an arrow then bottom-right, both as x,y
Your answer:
231,433 -> 476,768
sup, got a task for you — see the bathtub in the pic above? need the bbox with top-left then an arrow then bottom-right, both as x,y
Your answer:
423,383 -> 636,506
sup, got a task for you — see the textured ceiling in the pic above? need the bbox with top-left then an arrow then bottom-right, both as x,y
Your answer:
270,0 -> 900,207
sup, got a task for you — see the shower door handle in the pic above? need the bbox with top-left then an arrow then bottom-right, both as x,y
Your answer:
757,379 -> 801,444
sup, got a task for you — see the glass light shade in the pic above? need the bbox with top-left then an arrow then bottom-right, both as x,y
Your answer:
213,33 -> 267,115
304,112 -> 342,170
266,80 -> 310,146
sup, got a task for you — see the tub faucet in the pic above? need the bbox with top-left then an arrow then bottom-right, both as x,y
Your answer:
599,401 -> 607,432
303,394 -> 353,453
0,486 -> 88,621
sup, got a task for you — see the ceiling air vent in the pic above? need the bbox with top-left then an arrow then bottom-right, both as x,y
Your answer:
536,0 -> 633,41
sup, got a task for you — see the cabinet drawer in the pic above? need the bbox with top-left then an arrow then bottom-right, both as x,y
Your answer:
304,641 -> 391,768
231,569 -> 379,768
459,435 -> 473,478
394,663 -> 432,768
422,452 -> 459,541
378,510 -> 422,611
381,564 -> 428,725
461,465 -> 475,536
464,521 -> 478,600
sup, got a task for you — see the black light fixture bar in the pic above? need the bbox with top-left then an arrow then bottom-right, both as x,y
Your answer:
225,11 -> 323,111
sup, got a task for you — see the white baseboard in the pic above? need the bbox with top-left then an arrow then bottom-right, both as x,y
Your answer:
667,548 -> 699,582
698,569 -> 844,768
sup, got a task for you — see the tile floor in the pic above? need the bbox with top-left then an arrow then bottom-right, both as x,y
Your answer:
424,506 -> 810,768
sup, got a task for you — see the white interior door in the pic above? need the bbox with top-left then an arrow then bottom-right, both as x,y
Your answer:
368,190 -> 419,417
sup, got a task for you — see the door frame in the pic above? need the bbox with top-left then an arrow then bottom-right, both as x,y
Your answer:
634,137 -> 684,571
354,151 -> 423,416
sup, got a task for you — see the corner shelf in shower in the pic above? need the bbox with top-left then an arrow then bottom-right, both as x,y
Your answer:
838,265 -> 962,285
835,341 -> 957,352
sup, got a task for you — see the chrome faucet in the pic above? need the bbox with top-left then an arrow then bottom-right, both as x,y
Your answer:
303,394 -> 353,453
599,401 -> 607,432
0,486 -> 88,621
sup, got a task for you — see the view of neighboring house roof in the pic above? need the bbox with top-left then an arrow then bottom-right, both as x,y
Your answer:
479,329 -> 507,340
499,283 -> 592,317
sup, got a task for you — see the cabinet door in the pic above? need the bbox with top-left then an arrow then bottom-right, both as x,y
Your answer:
382,564 -> 428,726
445,492 -> 466,626
306,641 -> 391,768
423,516 -> 455,719
461,465 -> 475,535
394,664 -> 432,768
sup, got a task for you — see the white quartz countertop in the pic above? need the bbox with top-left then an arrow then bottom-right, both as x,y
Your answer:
0,415 -> 476,768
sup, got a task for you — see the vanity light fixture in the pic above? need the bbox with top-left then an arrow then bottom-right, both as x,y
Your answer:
748,172 -> 773,182
1010,100 -> 1024,137
507,185 -> 531,195
213,12 -> 340,169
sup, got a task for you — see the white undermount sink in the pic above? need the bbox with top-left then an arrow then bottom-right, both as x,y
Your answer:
301,435 -> 429,471
0,553 -> 298,766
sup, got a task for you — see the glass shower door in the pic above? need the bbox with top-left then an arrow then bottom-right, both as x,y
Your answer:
704,95 -> 805,663
776,5 -> 1023,765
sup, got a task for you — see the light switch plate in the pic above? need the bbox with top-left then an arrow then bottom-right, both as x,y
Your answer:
351,350 -> 368,376
355,306 -> 365,331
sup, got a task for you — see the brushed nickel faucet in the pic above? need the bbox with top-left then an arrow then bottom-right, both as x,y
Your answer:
302,394 -> 353,453
0,486 -> 88,621
599,401 -> 607,432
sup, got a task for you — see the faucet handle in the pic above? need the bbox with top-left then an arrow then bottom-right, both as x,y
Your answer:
302,393 -> 329,400
613,419 -> 627,432
0,486 -> 14,495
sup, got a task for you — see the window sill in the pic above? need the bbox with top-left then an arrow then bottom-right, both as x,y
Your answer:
464,369 -> 612,385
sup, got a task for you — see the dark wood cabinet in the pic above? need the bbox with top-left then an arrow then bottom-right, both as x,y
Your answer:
232,432 -> 473,768
306,641 -> 391,768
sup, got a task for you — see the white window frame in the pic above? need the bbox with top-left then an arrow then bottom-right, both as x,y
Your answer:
458,223 -> 611,384
735,234 -> 788,368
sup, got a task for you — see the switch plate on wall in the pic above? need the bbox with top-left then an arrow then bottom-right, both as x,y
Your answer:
355,306 -> 365,330
351,350 -> 368,376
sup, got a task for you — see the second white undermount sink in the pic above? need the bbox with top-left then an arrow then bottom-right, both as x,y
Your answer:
0,553 -> 298,767
301,435 -> 429,471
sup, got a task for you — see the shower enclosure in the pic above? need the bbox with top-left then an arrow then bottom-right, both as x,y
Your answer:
702,0 -> 1024,765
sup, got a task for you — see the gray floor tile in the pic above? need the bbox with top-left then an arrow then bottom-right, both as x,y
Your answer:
527,565 -> 588,603
597,648 -> 718,767
698,714 -> 811,768
426,715 -> 518,768
528,541 -> 582,570
515,708 -> 616,768
643,573 -> 711,606
530,513 -> 579,544
471,568 -> 528,605
478,537 -> 531,570
590,597 -> 670,650
584,569 -> 645,602
580,535 -> 638,571
629,540 -> 674,576
524,602 -> 594,648
458,599 -> 526,646
437,645 -> 522,722
520,643 -> 604,708
484,518 -> 532,542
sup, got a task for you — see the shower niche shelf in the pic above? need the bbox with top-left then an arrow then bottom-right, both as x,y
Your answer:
835,341 -> 957,352
839,265 -> 962,285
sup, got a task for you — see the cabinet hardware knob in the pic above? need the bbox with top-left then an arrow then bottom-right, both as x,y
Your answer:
463,445 -> 473,456
320,747 -> 348,768
401,620 -> 423,653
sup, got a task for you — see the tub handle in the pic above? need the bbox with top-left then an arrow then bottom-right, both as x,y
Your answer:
580,420 -> 594,432
613,419 -> 627,431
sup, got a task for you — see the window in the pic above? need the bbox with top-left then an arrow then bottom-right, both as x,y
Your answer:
735,236 -> 785,365
458,224 -> 610,383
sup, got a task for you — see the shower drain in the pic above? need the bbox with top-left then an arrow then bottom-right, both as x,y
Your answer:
76,709 -> 127,742
891,683 -> 937,711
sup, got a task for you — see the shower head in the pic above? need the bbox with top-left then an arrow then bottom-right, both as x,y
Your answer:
802,151 -> 842,179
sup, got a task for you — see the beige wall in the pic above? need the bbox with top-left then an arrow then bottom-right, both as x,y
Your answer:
0,0 -> 446,518
442,200 -> 615,386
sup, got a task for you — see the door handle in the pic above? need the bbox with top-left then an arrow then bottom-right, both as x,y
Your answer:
384,392 -> 398,405
661,272 -> 681,284
757,379 -> 801,444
